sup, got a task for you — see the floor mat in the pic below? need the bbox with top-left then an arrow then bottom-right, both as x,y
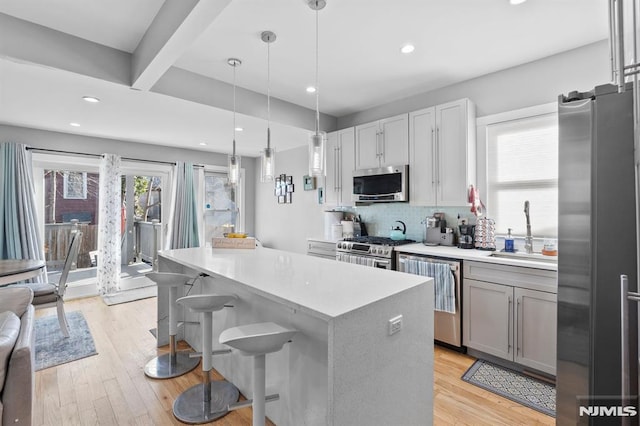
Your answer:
461,359 -> 555,417
34,310 -> 98,370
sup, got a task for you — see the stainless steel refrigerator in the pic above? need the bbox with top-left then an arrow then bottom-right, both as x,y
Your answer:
558,83 -> 639,425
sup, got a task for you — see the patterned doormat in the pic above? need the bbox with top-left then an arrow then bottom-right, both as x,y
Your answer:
462,359 -> 556,417
34,310 -> 98,371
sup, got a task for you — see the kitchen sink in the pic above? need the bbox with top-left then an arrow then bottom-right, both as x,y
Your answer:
489,251 -> 558,264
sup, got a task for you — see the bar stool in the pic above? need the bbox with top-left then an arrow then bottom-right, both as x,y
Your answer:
173,294 -> 240,424
219,322 -> 297,426
144,272 -> 200,379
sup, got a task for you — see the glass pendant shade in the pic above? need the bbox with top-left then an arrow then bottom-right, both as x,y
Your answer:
308,132 -> 326,177
228,153 -> 241,185
260,147 -> 276,182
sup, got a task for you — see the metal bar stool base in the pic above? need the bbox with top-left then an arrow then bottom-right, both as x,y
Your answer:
173,382 -> 239,424
144,352 -> 200,379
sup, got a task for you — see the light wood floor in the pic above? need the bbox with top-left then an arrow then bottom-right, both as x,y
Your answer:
35,296 -> 555,425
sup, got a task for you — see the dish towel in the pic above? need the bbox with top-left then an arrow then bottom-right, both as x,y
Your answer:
405,259 -> 456,313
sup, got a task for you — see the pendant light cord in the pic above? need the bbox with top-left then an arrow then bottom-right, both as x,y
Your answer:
315,5 -> 320,135
267,37 -> 271,150
232,61 -> 237,157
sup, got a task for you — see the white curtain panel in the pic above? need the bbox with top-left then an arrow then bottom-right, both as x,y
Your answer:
97,153 -> 121,295
165,161 -> 200,249
0,143 -> 47,281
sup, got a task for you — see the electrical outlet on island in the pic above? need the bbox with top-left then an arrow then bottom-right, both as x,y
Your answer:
388,315 -> 403,335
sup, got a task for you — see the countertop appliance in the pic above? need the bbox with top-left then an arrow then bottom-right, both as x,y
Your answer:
352,165 -> 408,203
458,224 -> 475,249
557,84 -> 638,423
423,214 -> 454,246
336,236 -> 415,270
396,253 -> 463,350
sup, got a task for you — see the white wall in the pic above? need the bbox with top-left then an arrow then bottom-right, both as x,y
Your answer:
254,145 -> 324,254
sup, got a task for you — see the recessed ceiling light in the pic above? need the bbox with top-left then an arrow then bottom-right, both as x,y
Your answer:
306,86 -> 316,93
69,122 -> 80,127
199,142 -> 207,146
82,96 -> 100,103
235,127 -> 243,132
510,0 -> 526,4
401,44 -> 415,54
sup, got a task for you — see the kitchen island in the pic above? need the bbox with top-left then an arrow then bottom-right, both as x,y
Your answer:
156,246 -> 433,426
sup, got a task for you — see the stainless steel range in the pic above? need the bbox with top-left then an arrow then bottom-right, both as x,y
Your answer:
336,236 -> 416,269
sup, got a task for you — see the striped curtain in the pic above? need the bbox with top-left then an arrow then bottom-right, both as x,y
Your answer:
165,161 -> 200,249
0,143 -> 47,281
97,153 -> 121,295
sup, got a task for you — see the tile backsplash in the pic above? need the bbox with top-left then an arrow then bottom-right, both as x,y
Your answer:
335,204 -> 477,243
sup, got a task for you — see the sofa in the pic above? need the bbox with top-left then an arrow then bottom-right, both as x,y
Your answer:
0,287 -> 34,425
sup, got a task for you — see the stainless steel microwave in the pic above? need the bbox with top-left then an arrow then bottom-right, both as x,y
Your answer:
352,165 -> 409,203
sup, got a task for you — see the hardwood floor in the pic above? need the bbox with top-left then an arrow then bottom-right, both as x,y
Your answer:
35,296 -> 554,425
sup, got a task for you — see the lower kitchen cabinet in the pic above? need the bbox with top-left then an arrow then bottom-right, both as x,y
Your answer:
463,261 -> 557,375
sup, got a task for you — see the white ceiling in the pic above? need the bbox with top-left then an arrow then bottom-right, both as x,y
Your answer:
0,0 -> 608,157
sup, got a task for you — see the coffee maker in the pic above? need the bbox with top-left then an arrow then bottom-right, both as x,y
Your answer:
458,223 -> 475,249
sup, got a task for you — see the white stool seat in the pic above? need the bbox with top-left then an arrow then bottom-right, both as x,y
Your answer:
219,322 -> 297,356
177,294 -> 236,313
147,272 -> 193,288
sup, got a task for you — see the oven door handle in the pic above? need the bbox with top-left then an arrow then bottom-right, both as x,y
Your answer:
372,258 -> 391,268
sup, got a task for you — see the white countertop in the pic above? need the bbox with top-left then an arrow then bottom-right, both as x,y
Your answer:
394,243 -> 558,271
159,246 -> 430,321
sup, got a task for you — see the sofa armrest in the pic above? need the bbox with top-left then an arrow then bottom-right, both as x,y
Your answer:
0,287 -> 33,317
2,304 -> 34,426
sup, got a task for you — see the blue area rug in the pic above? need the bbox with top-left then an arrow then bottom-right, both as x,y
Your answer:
34,310 -> 97,371
462,359 -> 556,417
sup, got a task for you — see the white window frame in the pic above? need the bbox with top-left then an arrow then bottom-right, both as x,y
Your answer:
199,166 -> 245,245
476,102 -> 558,237
62,171 -> 88,199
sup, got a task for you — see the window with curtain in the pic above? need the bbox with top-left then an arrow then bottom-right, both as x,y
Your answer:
486,112 -> 558,238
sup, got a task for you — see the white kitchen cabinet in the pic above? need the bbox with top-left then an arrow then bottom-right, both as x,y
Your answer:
514,287 -> 557,374
355,114 -> 408,169
463,260 -> 557,375
464,279 -> 512,360
409,98 -> 476,206
325,128 -> 355,206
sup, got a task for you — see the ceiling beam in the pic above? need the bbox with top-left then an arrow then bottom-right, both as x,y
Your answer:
131,0 -> 232,91
0,13 -> 130,85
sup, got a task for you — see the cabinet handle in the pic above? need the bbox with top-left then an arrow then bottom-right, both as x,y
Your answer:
435,127 -> 440,186
430,128 -> 436,187
335,145 -> 340,192
380,130 -> 385,161
375,131 -> 381,158
517,297 -> 522,356
507,296 -> 512,354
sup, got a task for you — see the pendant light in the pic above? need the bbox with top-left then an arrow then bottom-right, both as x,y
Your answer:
227,58 -> 242,186
260,31 -> 277,183
308,0 -> 326,177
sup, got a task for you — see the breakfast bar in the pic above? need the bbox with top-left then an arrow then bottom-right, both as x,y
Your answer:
157,246 -> 433,426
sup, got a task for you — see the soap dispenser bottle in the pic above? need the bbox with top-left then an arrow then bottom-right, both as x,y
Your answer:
505,228 -> 515,253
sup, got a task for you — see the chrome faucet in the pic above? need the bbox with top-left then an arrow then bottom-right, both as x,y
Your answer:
524,200 -> 533,254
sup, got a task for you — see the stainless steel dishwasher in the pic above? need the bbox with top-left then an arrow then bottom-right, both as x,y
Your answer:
396,253 -> 463,350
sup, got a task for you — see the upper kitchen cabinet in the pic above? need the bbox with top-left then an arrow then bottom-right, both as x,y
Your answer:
355,114 -> 409,170
409,98 -> 476,206
325,128 -> 355,207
